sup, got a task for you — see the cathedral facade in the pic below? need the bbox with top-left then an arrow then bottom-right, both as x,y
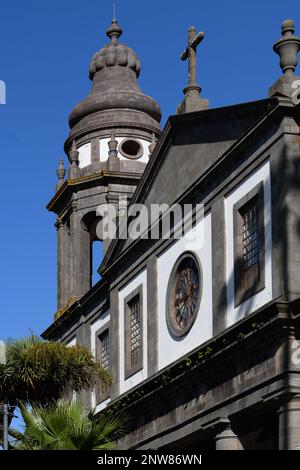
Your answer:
42,17 -> 300,450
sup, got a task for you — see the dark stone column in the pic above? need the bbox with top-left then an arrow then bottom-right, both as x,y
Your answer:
70,201 -> 81,299
214,422 -> 243,450
56,218 -> 71,309
70,201 -> 91,300
278,396 -> 300,450
56,218 -> 65,309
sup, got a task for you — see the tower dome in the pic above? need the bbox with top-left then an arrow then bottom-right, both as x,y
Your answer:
89,21 -> 141,80
65,19 -> 161,172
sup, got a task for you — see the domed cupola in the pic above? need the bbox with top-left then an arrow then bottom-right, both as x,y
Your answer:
65,19 -> 162,174
89,21 -> 141,80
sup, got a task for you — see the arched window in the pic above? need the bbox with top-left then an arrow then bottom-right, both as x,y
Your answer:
92,239 -> 103,285
81,213 -> 103,288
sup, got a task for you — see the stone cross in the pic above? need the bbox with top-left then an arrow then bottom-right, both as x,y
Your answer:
181,27 -> 205,88
177,26 -> 208,114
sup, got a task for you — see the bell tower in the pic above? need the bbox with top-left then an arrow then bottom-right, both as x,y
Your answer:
47,18 -> 161,316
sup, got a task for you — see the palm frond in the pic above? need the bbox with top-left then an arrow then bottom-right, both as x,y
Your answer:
9,400 -> 123,450
0,336 -> 111,406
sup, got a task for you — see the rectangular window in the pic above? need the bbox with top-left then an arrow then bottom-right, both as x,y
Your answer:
125,286 -> 143,379
233,183 -> 265,306
241,199 -> 260,273
96,329 -> 110,402
99,330 -> 110,371
129,296 -> 141,368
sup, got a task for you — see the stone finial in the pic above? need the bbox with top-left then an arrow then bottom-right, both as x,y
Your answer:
275,20 -> 300,75
149,133 -> 157,156
68,140 -> 80,180
106,19 -> 123,43
269,19 -> 300,98
108,133 -> 118,158
56,159 -> 66,191
107,133 -> 120,171
70,140 -> 78,160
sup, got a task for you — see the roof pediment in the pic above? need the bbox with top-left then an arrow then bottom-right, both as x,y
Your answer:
100,97 -> 280,274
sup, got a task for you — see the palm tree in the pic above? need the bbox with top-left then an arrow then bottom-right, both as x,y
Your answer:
8,401 -> 123,450
0,335 -> 111,406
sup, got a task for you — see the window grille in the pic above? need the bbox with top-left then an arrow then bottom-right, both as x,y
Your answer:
129,297 -> 141,367
242,200 -> 260,271
99,331 -> 109,370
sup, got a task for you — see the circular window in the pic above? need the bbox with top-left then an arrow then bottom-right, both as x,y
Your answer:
166,253 -> 202,338
119,138 -> 143,160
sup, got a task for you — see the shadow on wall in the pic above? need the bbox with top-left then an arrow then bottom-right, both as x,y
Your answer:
216,110 -> 300,324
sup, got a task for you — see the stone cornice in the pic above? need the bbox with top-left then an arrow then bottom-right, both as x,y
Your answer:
41,277 -> 109,339
46,170 -> 142,213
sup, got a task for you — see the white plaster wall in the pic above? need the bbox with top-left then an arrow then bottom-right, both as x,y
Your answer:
119,270 -> 148,394
225,161 -> 272,327
100,137 -> 150,163
90,310 -> 111,413
157,214 -> 213,371
77,138 -> 150,168
67,337 -> 76,347
78,142 -> 91,169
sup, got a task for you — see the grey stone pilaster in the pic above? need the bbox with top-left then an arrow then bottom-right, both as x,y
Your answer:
77,317 -> 92,407
278,396 -> 300,450
211,198 -> 227,334
270,137 -> 286,300
91,137 -> 100,164
110,287 -> 120,399
271,120 -> 300,301
283,128 -> 300,299
147,255 -> 158,377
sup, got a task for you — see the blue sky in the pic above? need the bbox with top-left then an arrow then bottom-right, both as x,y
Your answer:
0,0 -> 300,341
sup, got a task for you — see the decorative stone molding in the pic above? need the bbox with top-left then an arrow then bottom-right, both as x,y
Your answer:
69,140 -> 80,180
214,422 -> 243,451
56,160 -> 66,191
55,218 -> 63,230
54,296 -> 80,321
